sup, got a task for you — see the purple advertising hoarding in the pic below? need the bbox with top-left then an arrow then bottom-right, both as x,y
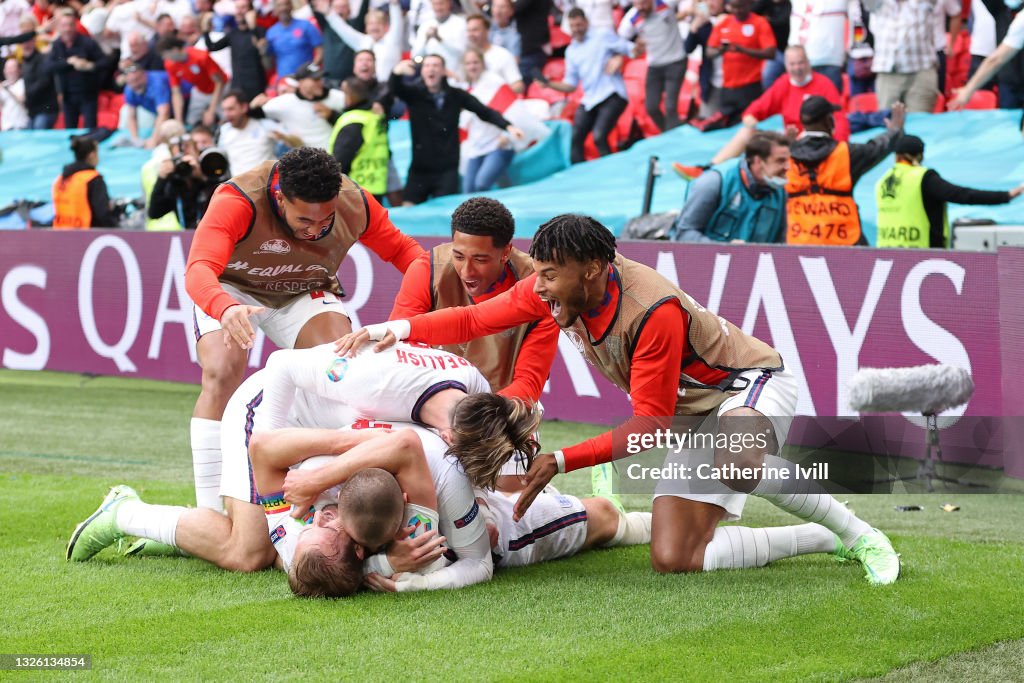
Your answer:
1,232 -> 1020,473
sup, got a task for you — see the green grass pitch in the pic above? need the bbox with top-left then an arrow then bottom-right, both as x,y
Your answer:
2,369 -> 1023,681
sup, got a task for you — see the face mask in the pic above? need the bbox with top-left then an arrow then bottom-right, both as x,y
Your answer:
790,73 -> 812,87
765,175 -> 787,189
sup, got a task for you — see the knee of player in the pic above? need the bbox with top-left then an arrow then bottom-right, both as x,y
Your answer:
650,543 -> 704,574
222,551 -> 273,573
201,355 -> 247,392
583,496 -> 620,544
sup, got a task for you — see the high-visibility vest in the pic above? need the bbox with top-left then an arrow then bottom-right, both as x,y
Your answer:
785,141 -> 861,246
875,163 -> 944,248
327,108 -> 389,196
52,169 -> 99,230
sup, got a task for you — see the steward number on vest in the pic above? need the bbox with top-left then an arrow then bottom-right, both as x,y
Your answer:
788,223 -> 850,241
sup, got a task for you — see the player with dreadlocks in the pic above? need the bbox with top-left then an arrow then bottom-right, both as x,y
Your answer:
336,213 -> 902,585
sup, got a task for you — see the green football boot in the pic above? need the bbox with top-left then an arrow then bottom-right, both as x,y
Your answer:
847,528 -> 901,585
591,462 -> 625,514
66,485 -> 138,562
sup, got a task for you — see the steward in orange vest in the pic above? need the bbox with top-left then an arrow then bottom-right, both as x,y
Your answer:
52,136 -> 116,229
785,96 -> 906,246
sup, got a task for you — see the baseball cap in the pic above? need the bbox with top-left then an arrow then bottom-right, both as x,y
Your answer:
799,95 -> 841,124
894,135 -> 925,156
292,62 -> 323,80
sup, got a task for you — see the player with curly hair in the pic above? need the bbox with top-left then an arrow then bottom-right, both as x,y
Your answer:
179,146 -> 424,523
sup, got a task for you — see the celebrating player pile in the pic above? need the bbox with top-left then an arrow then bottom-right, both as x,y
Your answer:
66,196 -> 900,599
338,213 -> 901,585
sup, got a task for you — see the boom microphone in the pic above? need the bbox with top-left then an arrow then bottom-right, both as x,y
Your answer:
847,364 -> 974,415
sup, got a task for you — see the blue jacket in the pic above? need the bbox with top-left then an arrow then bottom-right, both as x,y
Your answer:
672,159 -> 786,243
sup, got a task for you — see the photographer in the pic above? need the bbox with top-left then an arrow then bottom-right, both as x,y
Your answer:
147,125 -> 231,230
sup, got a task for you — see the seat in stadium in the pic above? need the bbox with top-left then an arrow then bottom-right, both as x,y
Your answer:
542,58 -> 565,82
549,17 -> 570,50
848,92 -> 878,113
964,90 -> 998,110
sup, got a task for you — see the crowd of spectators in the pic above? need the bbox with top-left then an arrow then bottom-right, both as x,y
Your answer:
0,0 -> 1021,233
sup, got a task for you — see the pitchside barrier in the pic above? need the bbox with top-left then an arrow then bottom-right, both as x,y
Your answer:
1,232 -> 1022,478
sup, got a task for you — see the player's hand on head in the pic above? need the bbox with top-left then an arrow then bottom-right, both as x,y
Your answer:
363,572 -> 398,592
219,304 -> 265,350
387,526 -> 447,573
513,453 -> 558,521
283,469 -> 321,517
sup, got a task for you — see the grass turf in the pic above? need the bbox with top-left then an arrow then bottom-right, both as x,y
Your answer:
2,369 -> 1023,681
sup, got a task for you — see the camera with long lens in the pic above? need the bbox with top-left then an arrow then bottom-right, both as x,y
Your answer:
169,134 -> 196,179
198,148 -> 231,183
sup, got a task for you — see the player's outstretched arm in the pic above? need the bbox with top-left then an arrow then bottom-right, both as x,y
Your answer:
248,427 -> 388,498
336,276 -> 549,356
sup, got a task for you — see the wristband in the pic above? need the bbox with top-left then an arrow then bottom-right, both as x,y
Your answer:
363,320 -> 411,341
363,551 -> 396,578
553,450 -> 566,474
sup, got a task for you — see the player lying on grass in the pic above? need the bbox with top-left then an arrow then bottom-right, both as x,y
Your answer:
335,214 -> 901,585
257,423 -> 655,587
251,343 -> 657,578
248,423 -> 491,594
64,371 -> 458,597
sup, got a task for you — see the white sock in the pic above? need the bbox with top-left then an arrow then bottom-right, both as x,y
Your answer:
754,491 -> 871,548
702,524 -> 829,571
191,418 -> 223,512
116,500 -> 185,547
752,455 -> 871,548
794,522 -> 839,554
602,512 -> 653,547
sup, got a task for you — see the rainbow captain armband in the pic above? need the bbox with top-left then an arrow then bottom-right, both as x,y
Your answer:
259,492 -> 314,524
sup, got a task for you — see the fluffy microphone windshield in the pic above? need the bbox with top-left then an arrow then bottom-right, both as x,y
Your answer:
848,365 -> 974,415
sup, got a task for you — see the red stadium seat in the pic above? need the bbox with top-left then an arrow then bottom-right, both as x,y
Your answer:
105,93 -> 125,113
549,17 -> 570,50
542,58 -> 565,82
97,110 -> 119,130
964,89 -> 997,110
848,92 -> 878,113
